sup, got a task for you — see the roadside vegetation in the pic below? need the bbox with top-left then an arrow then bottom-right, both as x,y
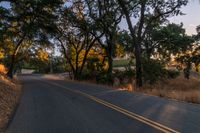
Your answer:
0,67 -> 21,133
0,1 -> 199,104
140,72 -> 200,104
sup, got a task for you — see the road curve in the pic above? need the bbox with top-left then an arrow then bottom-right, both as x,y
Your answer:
6,75 -> 200,133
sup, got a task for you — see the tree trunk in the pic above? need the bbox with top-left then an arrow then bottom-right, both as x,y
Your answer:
118,0 -> 143,88
106,42 -> 113,83
7,54 -> 15,78
195,63 -> 199,72
58,38 -> 77,79
74,50 -> 80,80
74,71 -> 79,80
7,41 -> 23,78
107,53 -> 113,79
79,49 -> 90,76
145,43 -> 151,60
135,46 -> 142,87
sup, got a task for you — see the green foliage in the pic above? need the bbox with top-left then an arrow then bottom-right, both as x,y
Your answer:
3,0 -> 63,44
117,31 -> 133,53
1,0 -> 63,77
95,70 -> 116,84
51,57 -> 70,73
84,0 -> 122,80
142,58 -> 166,84
143,23 -> 194,62
118,0 -> 188,87
114,69 -> 135,83
86,57 -> 100,71
78,70 -> 93,80
142,60 -> 180,83
95,73 -> 108,84
176,47 -> 200,79
155,23 -> 193,54
166,70 -> 180,79
78,57 -> 107,82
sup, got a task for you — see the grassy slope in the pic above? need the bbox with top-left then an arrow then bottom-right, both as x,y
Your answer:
0,75 -> 21,133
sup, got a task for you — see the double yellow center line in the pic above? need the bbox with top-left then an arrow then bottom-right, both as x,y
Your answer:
41,80 -> 180,133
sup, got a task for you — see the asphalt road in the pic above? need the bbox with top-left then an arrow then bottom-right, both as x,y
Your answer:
6,75 -> 200,133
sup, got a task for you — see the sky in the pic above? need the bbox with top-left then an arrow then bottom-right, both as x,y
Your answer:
169,0 -> 200,35
1,1 -> 200,35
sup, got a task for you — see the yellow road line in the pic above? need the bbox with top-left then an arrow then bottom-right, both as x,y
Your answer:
40,80 -> 180,133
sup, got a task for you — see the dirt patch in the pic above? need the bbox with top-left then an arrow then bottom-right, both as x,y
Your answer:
0,75 -> 21,133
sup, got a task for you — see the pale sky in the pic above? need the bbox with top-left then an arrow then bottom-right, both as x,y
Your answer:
169,0 -> 200,35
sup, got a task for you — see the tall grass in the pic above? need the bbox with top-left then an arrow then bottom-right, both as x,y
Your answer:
140,73 -> 200,104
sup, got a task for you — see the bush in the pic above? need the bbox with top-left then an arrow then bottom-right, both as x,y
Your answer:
166,70 -> 180,79
96,73 -> 108,84
142,58 -> 166,84
114,69 -> 135,81
86,57 -> 100,71
78,70 -> 94,80
112,69 -> 135,85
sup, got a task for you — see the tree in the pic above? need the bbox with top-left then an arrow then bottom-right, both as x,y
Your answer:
2,0 -> 63,78
56,1 -> 103,79
117,31 -> 133,55
85,0 -> 123,81
0,4 -> 11,65
117,0 -> 188,88
143,23 -> 193,61
176,37 -> 200,78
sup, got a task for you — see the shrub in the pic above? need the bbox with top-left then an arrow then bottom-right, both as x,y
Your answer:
112,69 -> 135,85
114,69 -> 135,81
79,70 -> 94,80
86,57 -> 100,71
166,70 -> 180,79
96,73 -> 108,84
142,58 -> 166,84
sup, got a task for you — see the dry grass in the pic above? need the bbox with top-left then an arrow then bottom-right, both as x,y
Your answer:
0,74 -> 21,133
139,72 -> 200,104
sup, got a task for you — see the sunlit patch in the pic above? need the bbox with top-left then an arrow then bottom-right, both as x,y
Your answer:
0,64 -> 7,74
42,74 -> 65,80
